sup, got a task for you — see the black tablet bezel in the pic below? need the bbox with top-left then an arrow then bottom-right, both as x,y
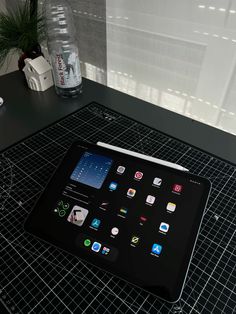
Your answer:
24,140 -> 211,302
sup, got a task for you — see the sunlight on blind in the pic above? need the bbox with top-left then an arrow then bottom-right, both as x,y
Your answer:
106,0 -> 236,135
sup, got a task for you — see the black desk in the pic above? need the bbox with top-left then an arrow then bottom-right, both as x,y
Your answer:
0,71 -> 236,165
0,71 -> 235,313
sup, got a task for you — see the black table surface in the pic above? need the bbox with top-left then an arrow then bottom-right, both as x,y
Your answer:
0,71 -> 236,165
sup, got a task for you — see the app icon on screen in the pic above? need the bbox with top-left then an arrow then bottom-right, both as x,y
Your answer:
54,200 -> 70,217
111,227 -> 119,236
91,242 -> 101,252
119,207 -> 128,216
101,247 -> 110,255
99,201 -> 109,211
117,166 -> 126,174
91,218 -> 101,229
139,216 -> 147,224
173,184 -> 183,193
134,171 -> 143,180
67,206 -> 89,226
153,177 -> 162,187
159,222 -> 169,233
131,235 -> 140,246
109,182 -> 118,191
84,239 -> 91,247
146,195 -> 155,205
166,202 -> 176,212
151,243 -> 162,255
127,188 -> 136,198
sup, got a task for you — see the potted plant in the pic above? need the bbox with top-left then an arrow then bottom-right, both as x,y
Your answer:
0,0 -> 45,71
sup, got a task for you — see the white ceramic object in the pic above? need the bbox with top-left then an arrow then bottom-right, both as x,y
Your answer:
23,56 -> 54,92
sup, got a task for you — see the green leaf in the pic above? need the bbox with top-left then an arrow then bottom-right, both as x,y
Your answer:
0,0 -> 45,68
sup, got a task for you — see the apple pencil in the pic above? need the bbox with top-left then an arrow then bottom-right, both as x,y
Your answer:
97,142 -> 189,172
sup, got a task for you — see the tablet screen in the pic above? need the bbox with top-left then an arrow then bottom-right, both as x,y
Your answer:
24,141 -> 211,302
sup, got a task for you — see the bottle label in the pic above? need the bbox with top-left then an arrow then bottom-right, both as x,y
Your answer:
52,50 -> 82,88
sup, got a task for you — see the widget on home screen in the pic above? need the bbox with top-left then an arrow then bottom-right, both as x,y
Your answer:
67,206 -> 89,226
70,152 -> 113,189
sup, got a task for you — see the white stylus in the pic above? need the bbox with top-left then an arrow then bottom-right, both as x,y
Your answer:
97,142 -> 189,172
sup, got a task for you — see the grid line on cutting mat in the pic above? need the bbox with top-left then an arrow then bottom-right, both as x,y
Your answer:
0,102 -> 235,314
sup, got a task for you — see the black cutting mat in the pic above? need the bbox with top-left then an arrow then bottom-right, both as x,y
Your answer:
0,102 -> 235,314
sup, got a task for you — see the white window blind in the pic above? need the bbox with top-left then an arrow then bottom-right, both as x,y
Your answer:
106,0 -> 236,135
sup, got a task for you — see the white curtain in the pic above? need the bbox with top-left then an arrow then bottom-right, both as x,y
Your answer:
106,0 -> 236,135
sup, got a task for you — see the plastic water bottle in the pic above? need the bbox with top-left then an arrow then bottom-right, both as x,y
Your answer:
45,0 -> 82,97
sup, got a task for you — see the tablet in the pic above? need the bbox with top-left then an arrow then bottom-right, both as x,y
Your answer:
24,140 -> 211,302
